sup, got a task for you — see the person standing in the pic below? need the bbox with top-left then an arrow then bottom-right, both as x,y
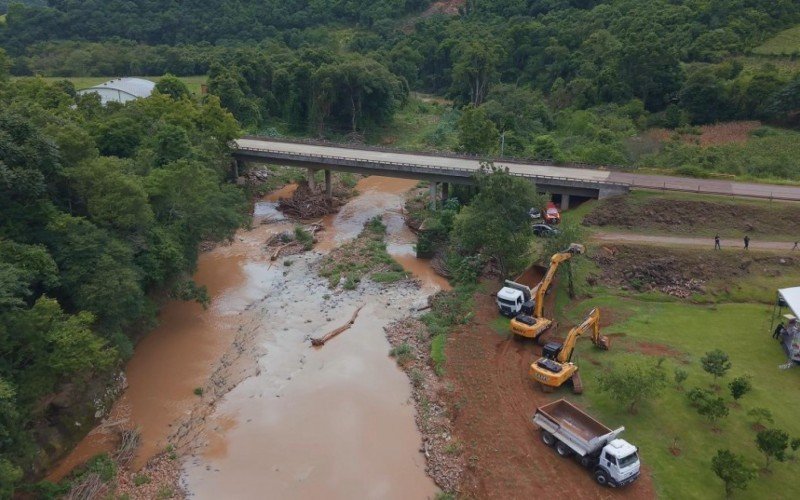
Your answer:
714,234 -> 721,250
744,235 -> 750,250
793,241 -> 798,251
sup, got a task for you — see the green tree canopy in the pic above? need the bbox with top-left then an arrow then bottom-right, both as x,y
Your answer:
452,164 -> 544,277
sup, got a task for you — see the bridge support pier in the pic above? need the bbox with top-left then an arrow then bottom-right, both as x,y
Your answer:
442,182 -> 449,202
429,182 -> 438,210
307,168 -> 316,190
324,169 -> 332,198
560,194 -> 570,210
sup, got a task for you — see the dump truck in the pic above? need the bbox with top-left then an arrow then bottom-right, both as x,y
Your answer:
533,399 -> 641,487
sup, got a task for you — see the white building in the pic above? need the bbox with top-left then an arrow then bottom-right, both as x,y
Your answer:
76,77 -> 155,105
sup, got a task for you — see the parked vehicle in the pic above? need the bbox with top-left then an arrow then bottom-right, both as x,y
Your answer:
544,201 -> 561,225
533,399 -> 641,487
529,207 -> 543,221
532,223 -> 559,237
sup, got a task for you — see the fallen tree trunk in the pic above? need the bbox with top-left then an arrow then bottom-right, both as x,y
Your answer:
311,305 -> 364,347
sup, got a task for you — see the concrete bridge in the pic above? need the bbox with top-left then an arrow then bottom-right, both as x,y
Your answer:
233,137 -> 800,208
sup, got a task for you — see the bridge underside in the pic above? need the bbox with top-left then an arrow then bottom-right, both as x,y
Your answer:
233,151 -> 629,206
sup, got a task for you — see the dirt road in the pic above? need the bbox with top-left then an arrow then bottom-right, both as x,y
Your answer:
593,232 -> 798,251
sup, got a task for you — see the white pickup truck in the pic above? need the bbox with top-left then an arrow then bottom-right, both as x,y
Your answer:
533,399 -> 641,487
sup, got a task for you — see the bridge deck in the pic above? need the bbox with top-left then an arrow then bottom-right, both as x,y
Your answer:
234,138 -> 800,201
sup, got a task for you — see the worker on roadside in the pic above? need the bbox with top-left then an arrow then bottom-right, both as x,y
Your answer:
714,234 -> 721,250
793,241 -> 798,251
744,235 -> 750,250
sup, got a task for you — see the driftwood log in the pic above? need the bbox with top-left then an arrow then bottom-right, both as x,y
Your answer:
311,305 -> 364,347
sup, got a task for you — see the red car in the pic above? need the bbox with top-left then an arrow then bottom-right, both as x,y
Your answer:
544,202 -> 561,225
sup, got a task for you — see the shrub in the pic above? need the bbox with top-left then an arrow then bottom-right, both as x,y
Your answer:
598,357 -> 668,414
701,349 -> 732,384
711,449 -> 755,497
728,375 -> 752,401
674,367 -> 688,389
389,343 -> 414,365
294,226 -> 314,251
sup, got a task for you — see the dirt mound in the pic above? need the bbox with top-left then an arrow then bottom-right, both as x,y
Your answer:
593,244 -> 799,298
584,195 -> 800,238
647,121 -> 761,147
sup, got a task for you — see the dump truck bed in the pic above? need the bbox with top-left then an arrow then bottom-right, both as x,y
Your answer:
533,399 -> 617,455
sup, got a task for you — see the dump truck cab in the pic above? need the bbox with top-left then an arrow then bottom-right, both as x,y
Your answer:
596,439 -> 640,487
533,399 -> 641,488
497,281 -> 533,317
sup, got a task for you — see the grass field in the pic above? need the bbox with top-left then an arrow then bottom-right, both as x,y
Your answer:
753,25 -> 800,56
10,75 -> 207,94
560,292 -> 800,499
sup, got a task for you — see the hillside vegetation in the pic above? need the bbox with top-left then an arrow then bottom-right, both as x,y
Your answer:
3,2 -> 800,183
0,68 -> 245,493
753,24 -> 800,56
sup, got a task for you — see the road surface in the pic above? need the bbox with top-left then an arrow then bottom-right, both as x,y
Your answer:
235,138 -> 800,201
593,232 -> 798,251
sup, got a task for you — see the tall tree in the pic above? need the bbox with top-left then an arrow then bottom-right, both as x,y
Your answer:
452,164 -> 544,277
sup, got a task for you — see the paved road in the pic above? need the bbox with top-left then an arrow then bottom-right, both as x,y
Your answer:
593,232 -> 799,251
235,138 -> 800,201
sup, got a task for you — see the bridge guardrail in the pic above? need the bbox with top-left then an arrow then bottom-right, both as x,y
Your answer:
239,135 -> 630,173
234,146 -> 631,189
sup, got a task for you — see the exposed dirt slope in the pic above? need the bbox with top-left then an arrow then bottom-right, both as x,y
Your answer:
584,194 -> 800,239
592,244 -> 800,298
444,288 -> 655,499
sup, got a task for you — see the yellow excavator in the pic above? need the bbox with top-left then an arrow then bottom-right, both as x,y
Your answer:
529,307 -> 610,394
509,244 -> 585,340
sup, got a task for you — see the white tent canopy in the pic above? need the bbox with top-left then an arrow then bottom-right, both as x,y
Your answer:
779,287 -> 800,317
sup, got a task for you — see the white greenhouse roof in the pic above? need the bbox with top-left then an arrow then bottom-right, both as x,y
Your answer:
779,287 -> 800,317
77,77 -> 155,99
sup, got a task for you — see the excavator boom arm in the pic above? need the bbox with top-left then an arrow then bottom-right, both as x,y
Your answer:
534,246 -> 584,318
556,308 -> 601,363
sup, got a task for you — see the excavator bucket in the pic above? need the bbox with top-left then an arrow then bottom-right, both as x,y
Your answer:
597,334 -> 611,350
571,371 -> 584,394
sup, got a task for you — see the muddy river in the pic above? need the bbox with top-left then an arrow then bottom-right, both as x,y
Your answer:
49,176 -> 445,498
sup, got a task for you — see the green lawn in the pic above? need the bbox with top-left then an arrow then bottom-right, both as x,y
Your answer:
10,75 -> 207,94
753,25 -> 800,56
558,292 -> 800,499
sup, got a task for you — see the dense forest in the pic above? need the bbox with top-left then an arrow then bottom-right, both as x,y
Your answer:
4,2 -> 799,147
0,66 -> 246,493
1,0 -> 800,493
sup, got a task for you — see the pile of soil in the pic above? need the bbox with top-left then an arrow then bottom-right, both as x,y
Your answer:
593,244 -> 799,298
584,195 -> 800,237
384,317 -> 464,493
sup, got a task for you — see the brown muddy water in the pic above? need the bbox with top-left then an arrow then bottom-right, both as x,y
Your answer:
49,176 -> 446,498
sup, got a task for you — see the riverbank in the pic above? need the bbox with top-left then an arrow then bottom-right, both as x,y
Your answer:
47,175 -> 450,498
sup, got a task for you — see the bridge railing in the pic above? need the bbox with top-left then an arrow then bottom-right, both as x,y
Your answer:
238,135 -> 632,173
233,146 -> 631,189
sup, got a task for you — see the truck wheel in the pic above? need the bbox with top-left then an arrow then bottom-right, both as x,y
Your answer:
555,442 -> 572,457
540,430 -> 555,446
579,455 -> 594,468
594,470 -> 609,486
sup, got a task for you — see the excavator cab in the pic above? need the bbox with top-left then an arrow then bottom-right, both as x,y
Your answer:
520,300 -> 535,316
542,341 -> 563,360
